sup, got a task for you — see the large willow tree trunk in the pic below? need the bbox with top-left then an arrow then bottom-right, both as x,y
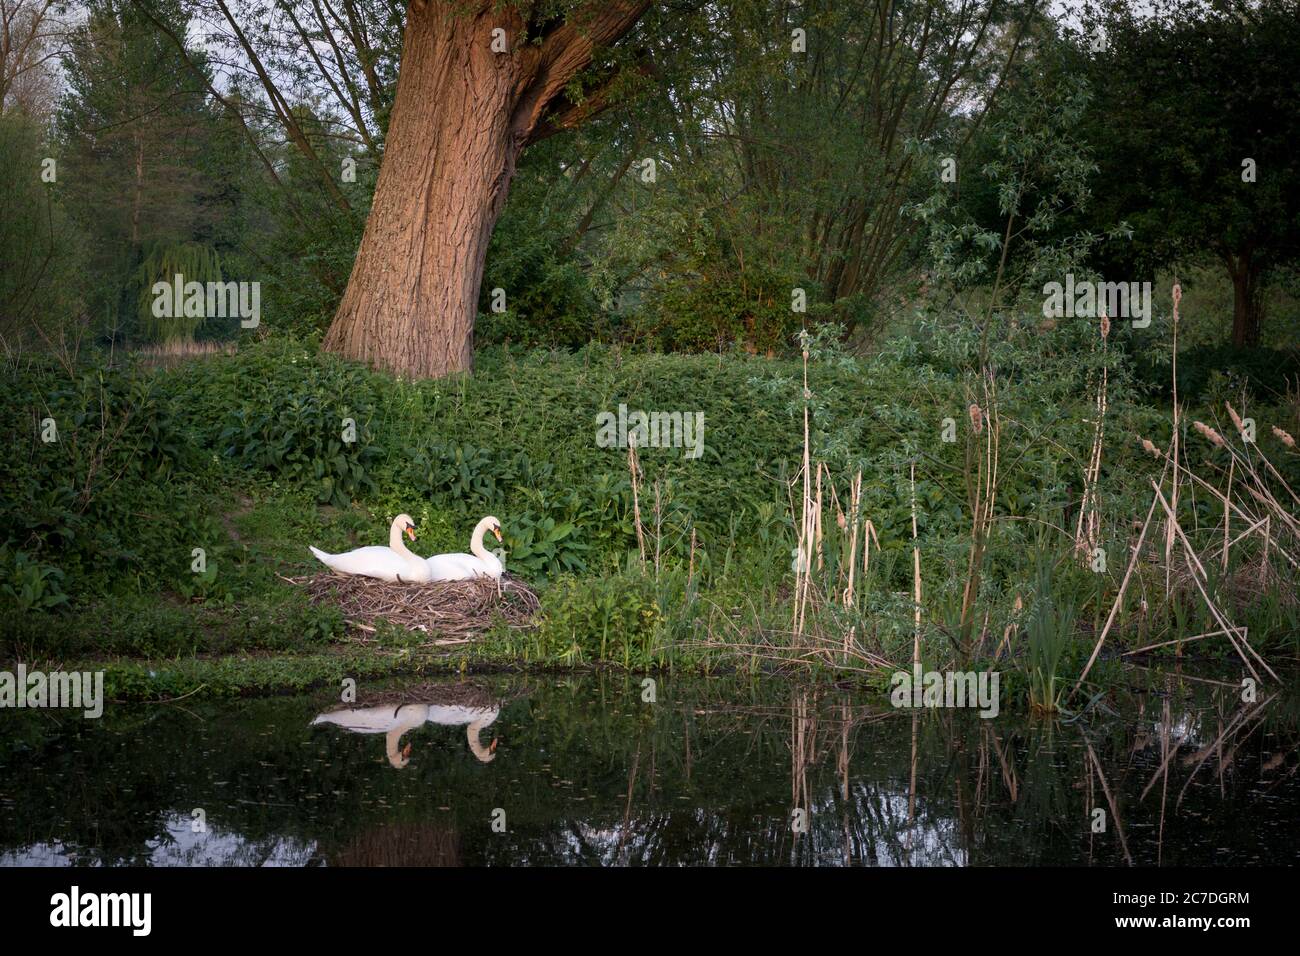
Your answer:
1226,249 -> 1264,348
324,0 -> 650,378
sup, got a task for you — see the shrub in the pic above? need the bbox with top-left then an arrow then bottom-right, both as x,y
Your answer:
168,339 -> 382,506
0,547 -> 69,614
0,356 -> 214,598
537,572 -> 661,667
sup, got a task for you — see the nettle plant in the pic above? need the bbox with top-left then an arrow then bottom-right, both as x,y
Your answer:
220,396 -> 380,507
538,571 -> 662,668
0,546 -> 69,614
505,512 -> 589,579
404,441 -> 556,513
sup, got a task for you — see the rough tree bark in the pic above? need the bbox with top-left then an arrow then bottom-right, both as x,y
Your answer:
324,0 -> 650,378
1224,248 -> 1263,348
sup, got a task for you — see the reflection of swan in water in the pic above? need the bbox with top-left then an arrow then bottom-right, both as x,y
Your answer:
312,689 -> 500,769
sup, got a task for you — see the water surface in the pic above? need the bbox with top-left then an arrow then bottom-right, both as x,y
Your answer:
2,671 -> 1298,866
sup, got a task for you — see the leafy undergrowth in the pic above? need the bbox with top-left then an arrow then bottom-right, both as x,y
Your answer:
4,336 -> 1299,708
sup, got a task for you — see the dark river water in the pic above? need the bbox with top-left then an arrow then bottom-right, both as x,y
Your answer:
2,670 -> 1298,866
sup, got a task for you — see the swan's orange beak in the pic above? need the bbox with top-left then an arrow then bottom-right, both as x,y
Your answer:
489,738 -> 499,754
401,743 -> 412,759
405,525 -> 416,541
492,527 -> 502,542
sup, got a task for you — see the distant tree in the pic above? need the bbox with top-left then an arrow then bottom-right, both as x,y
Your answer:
0,0 -> 69,120
501,0 -> 1042,353
57,0 -> 221,336
0,111 -> 83,346
1078,0 -> 1300,347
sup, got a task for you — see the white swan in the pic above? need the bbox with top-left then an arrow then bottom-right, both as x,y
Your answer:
426,515 -> 504,581
308,513 -> 433,583
311,701 -> 500,768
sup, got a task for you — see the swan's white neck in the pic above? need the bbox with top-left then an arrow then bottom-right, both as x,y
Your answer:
389,519 -> 416,559
467,711 -> 499,762
469,520 -> 493,561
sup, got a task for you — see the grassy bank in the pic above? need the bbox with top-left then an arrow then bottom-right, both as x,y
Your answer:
3,323 -> 1299,707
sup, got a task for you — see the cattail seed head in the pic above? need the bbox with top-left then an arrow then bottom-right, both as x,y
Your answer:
1226,402 -> 1245,435
1140,437 -> 1160,458
1194,420 -> 1225,447
1100,313 -> 1111,341
1273,425 -> 1296,448
968,403 -> 984,435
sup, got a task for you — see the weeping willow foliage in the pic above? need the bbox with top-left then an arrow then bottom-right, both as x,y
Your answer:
135,242 -> 223,343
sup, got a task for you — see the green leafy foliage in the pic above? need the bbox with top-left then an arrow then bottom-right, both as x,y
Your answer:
175,340 -> 382,506
0,356 -> 215,599
0,547 -> 69,613
219,395 -> 379,507
505,512 -> 588,579
537,572 -> 662,668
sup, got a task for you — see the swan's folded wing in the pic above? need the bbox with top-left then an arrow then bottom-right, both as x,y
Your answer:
313,545 -> 407,580
425,552 -> 479,581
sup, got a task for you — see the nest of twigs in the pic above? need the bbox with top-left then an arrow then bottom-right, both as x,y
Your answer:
286,572 -> 539,641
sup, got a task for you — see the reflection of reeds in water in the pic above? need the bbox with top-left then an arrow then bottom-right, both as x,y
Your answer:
784,682 -> 1289,866
661,676 -> 1296,866
329,822 -> 460,867
777,690 -> 970,866
791,692 -> 814,830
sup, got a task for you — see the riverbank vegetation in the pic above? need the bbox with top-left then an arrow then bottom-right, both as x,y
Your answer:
3,324 -> 1297,705
2,0 -> 1299,709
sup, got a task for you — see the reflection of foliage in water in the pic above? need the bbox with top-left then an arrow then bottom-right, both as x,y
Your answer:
0,671 -> 1297,866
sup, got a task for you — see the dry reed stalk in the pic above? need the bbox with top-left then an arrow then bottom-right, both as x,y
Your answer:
1140,438 -> 1300,569
652,478 -> 663,575
1074,315 -> 1109,557
843,471 -> 862,658
1150,484 -> 1276,683
814,464 -> 824,571
910,460 -> 922,668
1121,628 -> 1234,657
1223,457 -> 1234,574
1168,283 -> 1183,597
863,519 -> 879,577
688,527 -> 697,585
1070,462 -> 1167,698
1228,406 -> 1300,510
959,374 -> 1000,656
844,472 -> 861,606
1203,410 -> 1300,535
627,432 -> 646,563
973,608 -> 992,658
690,625 -> 895,675
793,347 -> 814,641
